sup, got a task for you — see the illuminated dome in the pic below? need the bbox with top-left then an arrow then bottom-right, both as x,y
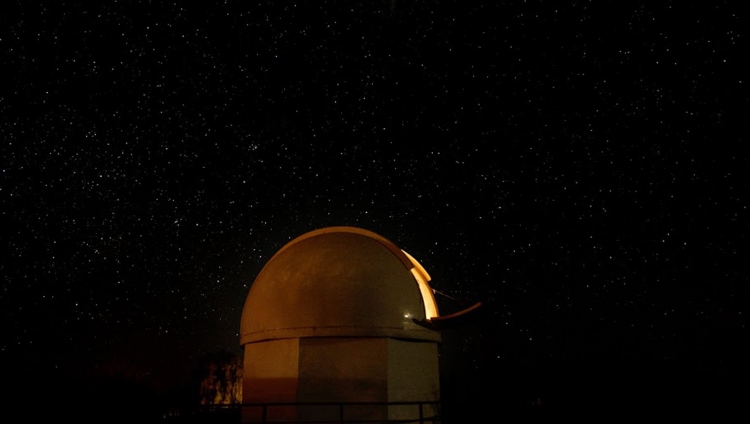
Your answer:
240,226 -> 440,345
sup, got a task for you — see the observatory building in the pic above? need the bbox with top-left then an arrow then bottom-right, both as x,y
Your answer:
239,226 -> 443,423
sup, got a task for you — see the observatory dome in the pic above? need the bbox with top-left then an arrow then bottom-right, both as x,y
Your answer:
240,226 -> 440,345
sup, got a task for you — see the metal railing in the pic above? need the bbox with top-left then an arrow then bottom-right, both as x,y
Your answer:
196,400 -> 441,424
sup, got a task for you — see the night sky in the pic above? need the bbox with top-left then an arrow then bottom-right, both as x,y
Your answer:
2,1 -> 747,418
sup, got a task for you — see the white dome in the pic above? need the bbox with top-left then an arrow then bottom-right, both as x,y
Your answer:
240,226 -> 440,345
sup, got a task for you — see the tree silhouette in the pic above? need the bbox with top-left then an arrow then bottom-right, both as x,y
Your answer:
191,349 -> 243,406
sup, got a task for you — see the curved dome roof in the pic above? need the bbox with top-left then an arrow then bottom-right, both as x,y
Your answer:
240,226 -> 440,345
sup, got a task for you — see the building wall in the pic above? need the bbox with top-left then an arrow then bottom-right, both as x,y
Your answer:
242,337 -> 440,423
242,338 -> 299,423
387,339 -> 441,420
298,337 -> 388,422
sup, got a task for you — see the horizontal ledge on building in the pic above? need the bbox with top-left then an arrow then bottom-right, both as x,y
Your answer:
240,325 -> 441,345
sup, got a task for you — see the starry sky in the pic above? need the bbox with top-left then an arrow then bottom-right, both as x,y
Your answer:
2,0 -> 747,416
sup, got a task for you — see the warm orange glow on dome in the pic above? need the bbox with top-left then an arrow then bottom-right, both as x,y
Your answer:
240,226 -> 442,346
403,250 -> 439,320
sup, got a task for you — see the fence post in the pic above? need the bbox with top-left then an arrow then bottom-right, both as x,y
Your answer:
340,403 -> 344,423
419,402 -> 424,424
